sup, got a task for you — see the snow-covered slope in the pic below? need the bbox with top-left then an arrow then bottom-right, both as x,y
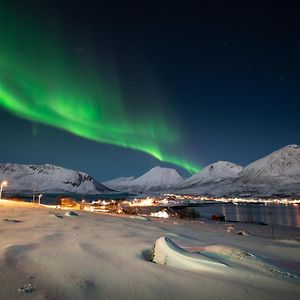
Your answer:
0,164 -> 111,194
104,166 -> 184,192
179,145 -> 300,197
103,176 -> 135,190
182,161 -> 243,188
237,144 -> 300,184
131,166 -> 184,190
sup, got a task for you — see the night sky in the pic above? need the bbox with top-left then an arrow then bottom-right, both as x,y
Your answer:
0,0 -> 299,181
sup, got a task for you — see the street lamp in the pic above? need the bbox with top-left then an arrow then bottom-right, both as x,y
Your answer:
0,181 -> 7,199
38,194 -> 42,205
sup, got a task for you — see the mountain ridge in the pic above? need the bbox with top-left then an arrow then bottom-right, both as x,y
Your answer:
0,163 -> 112,194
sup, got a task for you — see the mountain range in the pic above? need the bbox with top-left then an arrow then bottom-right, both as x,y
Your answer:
0,144 -> 299,197
104,145 -> 300,197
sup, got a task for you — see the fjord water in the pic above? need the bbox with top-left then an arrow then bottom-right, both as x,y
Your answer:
195,203 -> 300,228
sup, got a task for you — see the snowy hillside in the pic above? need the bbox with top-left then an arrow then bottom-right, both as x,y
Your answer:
237,144 -> 300,184
181,161 -> 243,188
0,164 -> 112,194
104,166 -> 184,192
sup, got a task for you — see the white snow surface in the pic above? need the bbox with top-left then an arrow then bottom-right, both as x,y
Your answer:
104,166 -> 184,192
0,163 -> 111,194
182,161 -> 243,187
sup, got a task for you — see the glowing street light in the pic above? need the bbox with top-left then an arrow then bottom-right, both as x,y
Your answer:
0,180 -> 8,199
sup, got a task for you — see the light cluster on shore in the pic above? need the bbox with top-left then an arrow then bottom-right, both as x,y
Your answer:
163,194 -> 300,205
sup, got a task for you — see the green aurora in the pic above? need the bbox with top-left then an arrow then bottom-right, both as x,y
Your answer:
0,4 -> 200,173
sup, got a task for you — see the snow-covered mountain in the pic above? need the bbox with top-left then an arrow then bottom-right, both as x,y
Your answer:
179,145 -> 300,197
104,166 -> 184,192
181,161 -> 243,188
0,164 -> 112,194
236,144 -> 300,184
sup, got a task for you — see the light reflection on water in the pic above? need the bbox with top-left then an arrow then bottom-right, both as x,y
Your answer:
194,203 -> 300,228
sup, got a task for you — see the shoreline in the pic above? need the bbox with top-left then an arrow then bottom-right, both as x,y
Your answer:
21,199 -> 300,242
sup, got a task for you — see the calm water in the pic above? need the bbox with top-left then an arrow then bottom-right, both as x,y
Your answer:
194,203 -> 300,228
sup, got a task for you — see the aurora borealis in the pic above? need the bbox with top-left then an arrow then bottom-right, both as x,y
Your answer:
0,1 -> 299,180
0,1 -> 200,174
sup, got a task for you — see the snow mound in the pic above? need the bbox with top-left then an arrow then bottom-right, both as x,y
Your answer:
152,237 -> 227,272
